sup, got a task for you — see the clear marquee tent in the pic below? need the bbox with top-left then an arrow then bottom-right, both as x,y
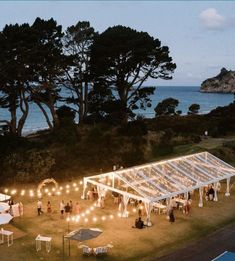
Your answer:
82,152 -> 235,225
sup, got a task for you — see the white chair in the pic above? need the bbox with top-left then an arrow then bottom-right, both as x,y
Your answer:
93,246 -> 108,256
82,245 -> 93,256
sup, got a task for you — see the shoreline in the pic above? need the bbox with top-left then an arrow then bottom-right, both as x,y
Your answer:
22,110 -> 212,137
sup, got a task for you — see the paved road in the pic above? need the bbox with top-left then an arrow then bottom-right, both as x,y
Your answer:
155,222 -> 235,261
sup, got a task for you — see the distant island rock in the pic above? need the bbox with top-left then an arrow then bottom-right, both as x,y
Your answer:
201,68 -> 235,93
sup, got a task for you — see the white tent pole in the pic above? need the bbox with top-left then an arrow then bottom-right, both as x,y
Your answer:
213,182 -> 218,201
198,187 -> 203,207
144,202 -> 153,227
112,173 -> 115,187
81,178 -> 87,199
184,192 -> 189,200
225,177 -> 231,196
122,195 -> 130,218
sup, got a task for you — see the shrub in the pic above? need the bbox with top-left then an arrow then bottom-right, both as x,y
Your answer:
2,150 -> 55,183
188,104 -> 200,114
151,143 -> 174,157
117,120 -> 147,137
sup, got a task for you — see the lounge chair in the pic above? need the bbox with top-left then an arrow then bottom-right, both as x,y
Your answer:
93,246 -> 108,256
82,245 -> 93,256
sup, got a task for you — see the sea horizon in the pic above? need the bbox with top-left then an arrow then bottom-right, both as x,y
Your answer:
0,85 -> 234,135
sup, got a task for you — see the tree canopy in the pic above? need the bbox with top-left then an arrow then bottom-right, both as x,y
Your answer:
90,25 -> 176,122
0,19 -> 177,136
154,98 -> 180,116
188,103 -> 200,115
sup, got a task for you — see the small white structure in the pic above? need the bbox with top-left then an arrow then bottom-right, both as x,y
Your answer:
35,235 -> 52,253
0,229 -> 13,247
82,152 -> 235,226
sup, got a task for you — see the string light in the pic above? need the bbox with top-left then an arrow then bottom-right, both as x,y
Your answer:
11,190 -> 17,195
4,189 -> 8,193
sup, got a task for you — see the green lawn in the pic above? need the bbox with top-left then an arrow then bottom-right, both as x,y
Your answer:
1,178 -> 235,261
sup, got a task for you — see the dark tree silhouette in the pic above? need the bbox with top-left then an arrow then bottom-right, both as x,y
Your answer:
62,21 -> 97,124
188,103 -> 200,115
154,98 -> 179,116
90,25 -> 176,122
28,18 -> 66,130
0,23 -> 33,136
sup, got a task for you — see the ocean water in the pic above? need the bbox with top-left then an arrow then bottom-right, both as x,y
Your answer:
0,86 -> 233,134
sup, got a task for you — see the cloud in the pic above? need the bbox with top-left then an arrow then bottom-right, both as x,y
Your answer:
199,8 -> 225,30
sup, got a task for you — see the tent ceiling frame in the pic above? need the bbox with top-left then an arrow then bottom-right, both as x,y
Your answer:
151,165 -> 188,191
192,155 -> 235,173
83,152 -> 235,204
85,178 -> 151,203
184,158 -> 216,180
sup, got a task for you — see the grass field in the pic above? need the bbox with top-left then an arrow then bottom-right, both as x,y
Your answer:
1,136 -> 235,261
1,178 -> 235,261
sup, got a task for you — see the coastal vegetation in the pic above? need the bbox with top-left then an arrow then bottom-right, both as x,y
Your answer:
0,18 -> 235,186
1,100 -> 235,184
0,17 -> 176,135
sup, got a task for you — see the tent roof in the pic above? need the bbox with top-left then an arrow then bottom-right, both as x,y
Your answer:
85,152 -> 235,203
0,193 -> 11,202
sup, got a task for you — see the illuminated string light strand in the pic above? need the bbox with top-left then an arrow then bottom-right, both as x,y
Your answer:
2,181 -> 82,198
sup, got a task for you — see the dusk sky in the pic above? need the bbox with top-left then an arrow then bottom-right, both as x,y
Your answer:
0,1 -> 234,86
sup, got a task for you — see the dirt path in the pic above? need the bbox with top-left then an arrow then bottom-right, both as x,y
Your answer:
155,221 -> 235,261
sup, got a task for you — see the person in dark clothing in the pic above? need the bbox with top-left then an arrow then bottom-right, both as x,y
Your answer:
188,192 -> 191,200
64,203 -> 71,217
169,207 -> 175,224
208,186 -> 215,201
135,217 -> 144,229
